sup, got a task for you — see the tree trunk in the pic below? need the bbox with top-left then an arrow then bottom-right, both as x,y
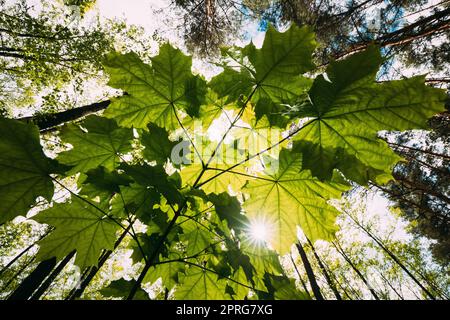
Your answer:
30,250 -> 76,300
18,99 -> 111,131
333,241 -> 380,300
306,237 -> 342,300
1,257 -> 35,293
66,225 -> 131,300
0,229 -> 52,277
377,270 -> 404,300
289,254 -> 312,299
8,257 -> 56,300
295,242 -> 324,300
318,254 -> 356,300
344,211 -> 436,300
319,7 -> 450,66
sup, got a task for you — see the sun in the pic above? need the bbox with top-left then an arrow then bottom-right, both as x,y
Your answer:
246,218 -> 273,245
249,222 -> 268,241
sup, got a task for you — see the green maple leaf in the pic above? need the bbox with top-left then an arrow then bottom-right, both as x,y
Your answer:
243,148 -> 349,254
128,233 -> 161,264
141,123 -> 178,165
120,163 -> 184,206
180,142 -> 248,194
234,110 -> 287,162
210,25 -> 316,127
293,141 -> 393,185
175,268 -> 228,300
225,241 -> 283,293
79,166 -> 132,202
208,192 -> 246,233
101,279 -> 149,300
240,242 -> 284,278
34,196 -> 118,268
268,275 -> 309,300
183,90 -> 238,131
110,182 -> 161,222
209,67 -> 254,104
144,255 -> 185,291
57,115 -> 133,175
180,162 -> 248,195
179,220 -> 211,256
0,118 -> 57,223
103,44 -> 206,130
228,267 -> 250,300
293,46 -> 446,183
244,25 -> 315,79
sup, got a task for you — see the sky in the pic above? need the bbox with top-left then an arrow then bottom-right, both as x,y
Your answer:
95,0 -> 266,45
92,0 -> 265,79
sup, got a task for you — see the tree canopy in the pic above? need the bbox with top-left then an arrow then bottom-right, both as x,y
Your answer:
0,0 -> 448,301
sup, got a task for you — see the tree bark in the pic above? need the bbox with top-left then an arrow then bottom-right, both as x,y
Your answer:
8,257 -> 56,300
377,270 -> 404,300
1,257 -> 35,293
344,212 -> 437,300
66,225 -> 131,300
0,229 -> 52,277
30,250 -> 76,300
296,242 -> 324,300
18,99 -> 111,131
306,237 -> 342,300
318,7 -> 450,66
333,241 -> 380,300
289,254 -> 312,299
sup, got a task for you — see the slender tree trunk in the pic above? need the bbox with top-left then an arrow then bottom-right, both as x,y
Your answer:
164,288 -> 169,300
289,254 -> 312,299
66,225 -> 131,300
387,141 -> 450,160
405,262 -> 449,299
295,242 -> 324,300
377,270 -> 404,300
18,99 -> 111,131
333,275 -> 353,300
65,267 -> 92,300
30,250 -> 76,300
0,51 -> 35,60
318,7 -> 450,66
344,211 -> 436,300
1,257 -> 36,293
7,257 -> 56,300
333,241 -> 380,300
340,272 -> 362,299
318,254 -> 355,300
393,175 -> 450,205
0,229 -> 52,277
371,183 -> 438,216
0,244 -> 36,277
305,237 -> 342,300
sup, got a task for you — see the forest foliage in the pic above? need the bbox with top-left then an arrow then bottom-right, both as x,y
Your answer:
0,23 -> 446,300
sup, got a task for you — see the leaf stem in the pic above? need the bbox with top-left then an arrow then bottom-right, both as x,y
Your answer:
126,202 -> 186,300
191,86 -> 258,187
